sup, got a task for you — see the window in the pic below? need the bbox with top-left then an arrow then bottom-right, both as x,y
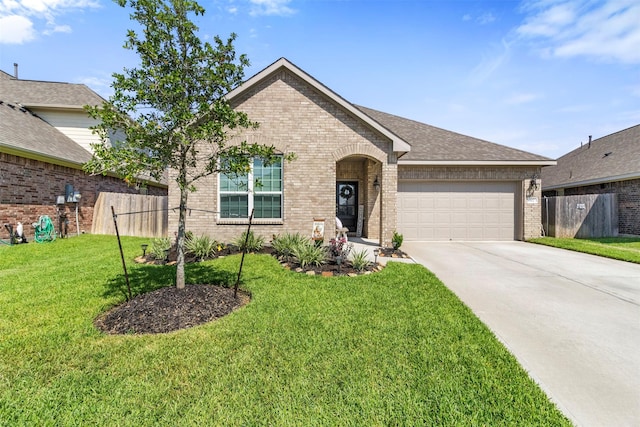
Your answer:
219,157 -> 283,219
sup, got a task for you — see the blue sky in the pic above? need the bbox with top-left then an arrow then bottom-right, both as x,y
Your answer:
1,0 -> 638,159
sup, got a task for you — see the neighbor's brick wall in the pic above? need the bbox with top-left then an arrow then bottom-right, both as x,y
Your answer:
0,153 -> 167,240
168,69 -> 396,246
398,165 -> 543,240
563,178 -> 640,235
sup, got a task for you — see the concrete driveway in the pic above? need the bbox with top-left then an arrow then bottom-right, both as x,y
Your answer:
403,241 -> 640,427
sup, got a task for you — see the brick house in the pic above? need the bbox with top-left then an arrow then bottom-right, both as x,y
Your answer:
542,125 -> 640,236
169,58 -> 554,246
0,69 -> 167,241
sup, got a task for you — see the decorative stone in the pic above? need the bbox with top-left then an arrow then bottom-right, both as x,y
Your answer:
295,268 -> 304,273
364,271 -> 372,275
306,271 -> 316,276
321,271 -> 333,277
347,273 -> 358,277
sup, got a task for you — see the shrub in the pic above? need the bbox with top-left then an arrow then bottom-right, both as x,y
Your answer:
185,234 -> 217,261
149,237 -> 171,260
292,241 -> 327,268
350,249 -> 370,271
328,237 -> 353,260
233,231 -> 265,252
392,231 -> 404,250
272,232 -> 309,260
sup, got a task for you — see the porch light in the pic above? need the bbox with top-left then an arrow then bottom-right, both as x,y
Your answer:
529,174 -> 539,191
373,176 -> 380,191
141,244 -> 148,257
373,248 -> 379,264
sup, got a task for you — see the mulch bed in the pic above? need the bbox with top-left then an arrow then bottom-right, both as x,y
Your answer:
98,244 -> 403,335
95,285 -> 250,335
378,248 -> 411,259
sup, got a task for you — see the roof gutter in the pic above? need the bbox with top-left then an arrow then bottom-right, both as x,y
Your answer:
21,103 -> 95,110
399,160 -> 557,166
542,172 -> 640,190
0,145 -> 88,169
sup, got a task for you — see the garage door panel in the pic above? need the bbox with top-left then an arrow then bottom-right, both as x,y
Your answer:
398,181 -> 517,241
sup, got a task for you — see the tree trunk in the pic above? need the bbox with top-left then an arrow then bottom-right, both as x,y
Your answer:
175,188 -> 188,289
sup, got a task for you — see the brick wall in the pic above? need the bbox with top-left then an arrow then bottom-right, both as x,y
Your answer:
168,69 -> 397,246
563,178 -> 640,235
0,153 -> 167,240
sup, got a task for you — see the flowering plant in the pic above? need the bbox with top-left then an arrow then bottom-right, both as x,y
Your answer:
329,237 -> 353,260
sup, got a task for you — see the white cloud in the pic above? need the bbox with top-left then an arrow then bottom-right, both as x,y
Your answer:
477,12 -> 496,25
505,92 -> 543,105
0,0 -> 99,44
555,103 -> 593,113
249,0 -> 295,17
43,23 -> 70,35
469,38 -> 512,84
462,11 -> 497,25
517,0 -> 640,63
0,14 -> 35,43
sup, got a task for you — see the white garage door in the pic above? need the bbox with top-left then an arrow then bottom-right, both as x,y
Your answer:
398,181 -> 518,241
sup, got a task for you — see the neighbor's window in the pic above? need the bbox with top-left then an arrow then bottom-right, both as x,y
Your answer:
219,157 -> 283,219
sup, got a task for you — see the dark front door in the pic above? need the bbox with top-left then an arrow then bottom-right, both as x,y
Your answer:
336,181 -> 358,232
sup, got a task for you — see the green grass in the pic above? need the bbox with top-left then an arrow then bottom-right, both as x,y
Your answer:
529,236 -> 640,263
0,235 -> 570,426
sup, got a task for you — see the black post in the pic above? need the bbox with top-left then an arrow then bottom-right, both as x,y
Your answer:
112,206 -> 132,301
234,209 -> 254,298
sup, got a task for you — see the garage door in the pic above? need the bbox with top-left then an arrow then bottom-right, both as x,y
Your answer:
398,181 -> 518,241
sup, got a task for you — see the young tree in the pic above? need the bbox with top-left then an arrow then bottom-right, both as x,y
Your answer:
84,0 -> 280,289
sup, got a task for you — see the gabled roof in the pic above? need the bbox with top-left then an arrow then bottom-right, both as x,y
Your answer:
226,57 -> 412,154
0,72 -> 104,108
229,58 -> 552,165
542,124 -> 640,189
358,106 -> 554,165
0,100 -> 91,166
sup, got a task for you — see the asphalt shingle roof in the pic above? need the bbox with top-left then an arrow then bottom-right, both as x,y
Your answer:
357,106 -> 552,162
0,71 -> 104,107
0,100 -> 91,165
542,124 -> 640,189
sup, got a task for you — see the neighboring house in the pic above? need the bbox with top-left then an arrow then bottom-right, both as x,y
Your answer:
168,58 -> 555,246
0,68 -> 167,240
542,125 -> 640,236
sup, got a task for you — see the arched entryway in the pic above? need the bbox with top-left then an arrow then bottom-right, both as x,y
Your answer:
335,156 -> 382,240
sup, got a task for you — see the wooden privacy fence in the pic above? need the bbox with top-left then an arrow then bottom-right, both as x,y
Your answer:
92,192 -> 168,238
543,194 -> 618,238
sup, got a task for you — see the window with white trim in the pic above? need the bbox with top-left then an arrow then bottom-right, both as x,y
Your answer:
219,156 -> 283,219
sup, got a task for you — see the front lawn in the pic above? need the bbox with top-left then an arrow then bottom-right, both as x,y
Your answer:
0,235 -> 570,426
529,236 -> 640,263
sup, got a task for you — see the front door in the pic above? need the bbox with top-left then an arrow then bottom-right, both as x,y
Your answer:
336,181 -> 358,232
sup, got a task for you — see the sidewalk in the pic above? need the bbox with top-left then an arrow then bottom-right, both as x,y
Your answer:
348,237 -> 415,265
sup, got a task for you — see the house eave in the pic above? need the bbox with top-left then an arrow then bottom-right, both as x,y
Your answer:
23,103 -> 92,110
543,172 -> 640,190
398,160 -> 557,166
0,145 -> 168,188
226,58 -> 412,155
0,145 -> 86,169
